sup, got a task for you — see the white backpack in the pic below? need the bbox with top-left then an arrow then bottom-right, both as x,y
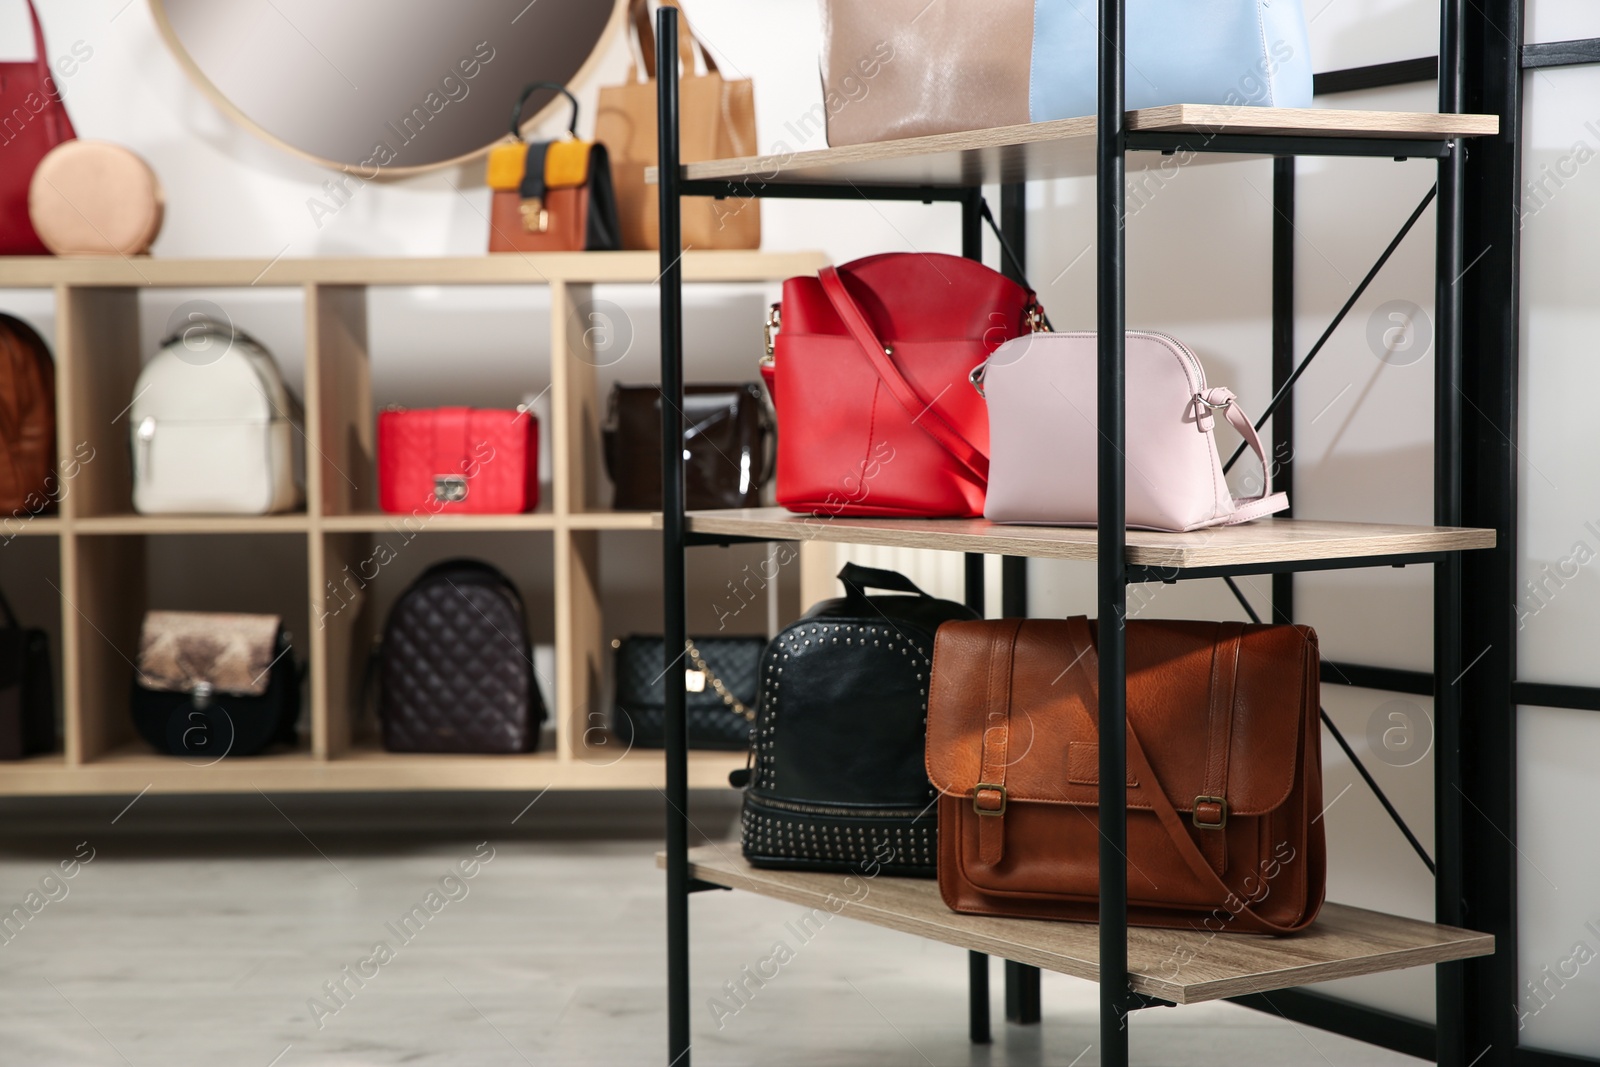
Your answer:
131,318 -> 303,515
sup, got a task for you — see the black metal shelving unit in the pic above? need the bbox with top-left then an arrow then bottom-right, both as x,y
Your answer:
651,2 -> 1516,1064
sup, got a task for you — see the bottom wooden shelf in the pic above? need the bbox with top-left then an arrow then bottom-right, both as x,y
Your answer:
0,744 -> 747,795
670,846 -> 1494,1005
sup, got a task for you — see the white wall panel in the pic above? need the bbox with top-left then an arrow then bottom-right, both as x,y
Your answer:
1517,65 -> 1600,687
1516,706 -> 1600,1057
1526,0 -> 1600,45
1305,0 -> 1443,71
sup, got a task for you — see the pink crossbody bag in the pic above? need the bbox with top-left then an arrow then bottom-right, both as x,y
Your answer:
975,331 -> 1288,532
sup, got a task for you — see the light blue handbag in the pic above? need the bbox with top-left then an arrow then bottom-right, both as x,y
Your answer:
1029,0 -> 1314,118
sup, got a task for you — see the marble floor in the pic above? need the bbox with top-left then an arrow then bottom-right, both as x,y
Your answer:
0,795 -> 1425,1067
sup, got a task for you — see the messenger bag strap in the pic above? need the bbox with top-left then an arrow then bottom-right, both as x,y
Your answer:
1197,621 -> 1245,874
1061,617 -> 1304,935
973,618 -> 1024,866
818,266 -> 989,484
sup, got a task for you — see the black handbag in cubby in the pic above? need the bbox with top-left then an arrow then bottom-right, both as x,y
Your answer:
0,588 -> 55,760
735,563 -> 979,876
130,611 -> 300,758
611,634 -> 764,750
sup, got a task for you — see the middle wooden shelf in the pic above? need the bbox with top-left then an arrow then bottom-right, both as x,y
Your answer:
680,507 -> 1496,572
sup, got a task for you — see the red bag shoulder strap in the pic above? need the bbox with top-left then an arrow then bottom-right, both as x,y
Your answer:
1060,617 -> 1312,935
817,266 -> 988,484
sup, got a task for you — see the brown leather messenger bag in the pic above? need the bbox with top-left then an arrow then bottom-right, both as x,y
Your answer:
927,617 -> 1326,934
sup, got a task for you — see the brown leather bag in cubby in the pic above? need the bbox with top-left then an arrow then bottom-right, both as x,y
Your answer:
0,314 -> 57,517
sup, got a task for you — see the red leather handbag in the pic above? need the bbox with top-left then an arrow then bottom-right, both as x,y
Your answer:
763,253 -> 1041,517
377,408 -> 539,515
1,1 -> 76,256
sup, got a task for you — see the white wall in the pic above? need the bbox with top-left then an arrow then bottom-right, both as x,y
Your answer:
2,0 -> 1598,1056
1514,5 -> 1600,1058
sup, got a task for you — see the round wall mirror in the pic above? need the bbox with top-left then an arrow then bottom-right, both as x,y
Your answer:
151,0 -> 626,175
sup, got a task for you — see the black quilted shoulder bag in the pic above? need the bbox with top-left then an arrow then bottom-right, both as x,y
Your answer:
737,563 -> 978,876
611,634 -> 764,750
378,559 -> 547,753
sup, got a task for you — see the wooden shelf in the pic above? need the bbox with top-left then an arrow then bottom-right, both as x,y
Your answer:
320,511 -> 559,533
681,508 -> 1495,570
0,250 -> 827,289
652,105 -> 1497,189
317,511 -> 659,532
0,252 -> 815,796
568,511 -> 661,531
672,847 -> 1495,1005
73,513 -> 312,535
0,515 -> 63,536
0,743 -> 747,795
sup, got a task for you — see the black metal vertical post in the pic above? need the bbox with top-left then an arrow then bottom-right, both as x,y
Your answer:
1434,1 -> 1467,1064
999,177 -> 1037,698
959,186 -> 994,1046
999,178 -> 1043,1029
999,180 -> 1033,658
1459,1 -> 1523,1063
962,188 -> 987,627
968,951 -> 992,1044
1096,0 -> 1130,1063
656,10 -> 691,1067
1270,157 -> 1296,623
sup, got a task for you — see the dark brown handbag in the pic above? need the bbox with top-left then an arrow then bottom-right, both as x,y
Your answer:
927,617 -> 1325,934
0,313 -> 57,518
602,383 -> 773,510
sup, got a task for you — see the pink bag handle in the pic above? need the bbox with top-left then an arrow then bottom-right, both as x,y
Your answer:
1198,387 -> 1288,526
818,266 -> 989,484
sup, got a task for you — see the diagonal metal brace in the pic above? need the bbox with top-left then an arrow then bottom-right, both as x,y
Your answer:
1224,184 -> 1440,475
1220,578 -> 1437,876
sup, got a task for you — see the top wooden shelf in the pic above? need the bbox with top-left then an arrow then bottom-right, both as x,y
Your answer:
0,250 -> 827,289
654,105 -> 1498,189
681,508 -> 1496,572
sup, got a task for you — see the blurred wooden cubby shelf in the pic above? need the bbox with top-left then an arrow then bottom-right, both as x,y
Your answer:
0,251 -> 823,795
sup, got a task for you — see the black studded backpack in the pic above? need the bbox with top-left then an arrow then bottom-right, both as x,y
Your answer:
735,563 -> 978,876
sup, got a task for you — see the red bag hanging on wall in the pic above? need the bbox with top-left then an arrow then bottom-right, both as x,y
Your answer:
0,0 -> 76,256
763,253 -> 1042,518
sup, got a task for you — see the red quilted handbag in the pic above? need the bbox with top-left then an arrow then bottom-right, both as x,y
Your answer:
763,253 -> 1041,518
377,408 -> 539,515
0,1 -> 76,256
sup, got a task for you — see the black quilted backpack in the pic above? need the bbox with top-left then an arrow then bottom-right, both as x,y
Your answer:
735,563 -> 978,876
378,559 -> 547,753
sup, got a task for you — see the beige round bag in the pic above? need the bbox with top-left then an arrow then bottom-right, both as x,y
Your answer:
28,141 -> 164,256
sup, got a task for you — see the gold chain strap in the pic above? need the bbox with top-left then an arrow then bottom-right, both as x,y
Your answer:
685,640 -> 753,722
